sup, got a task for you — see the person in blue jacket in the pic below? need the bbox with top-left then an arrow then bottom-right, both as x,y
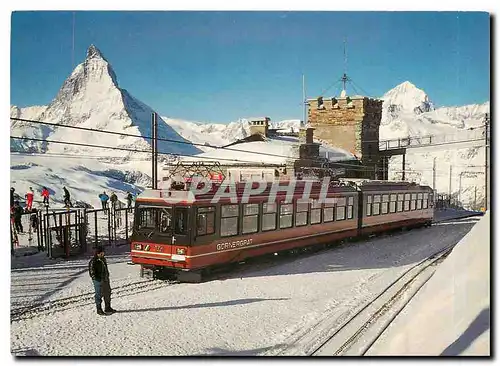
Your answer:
99,191 -> 109,210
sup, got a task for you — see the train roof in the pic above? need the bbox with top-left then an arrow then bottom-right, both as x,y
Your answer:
338,179 -> 433,191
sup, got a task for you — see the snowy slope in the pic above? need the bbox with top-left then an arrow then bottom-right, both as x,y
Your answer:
368,212 -> 490,355
10,105 -> 50,152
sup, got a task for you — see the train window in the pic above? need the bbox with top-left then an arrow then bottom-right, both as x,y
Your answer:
366,203 -> 372,216
196,207 -> 215,236
311,199 -> 322,209
373,195 -> 381,203
242,203 -> 259,234
397,201 -> 403,212
175,207 -> 189,235
398,194 -> 404,201
367,195 -> 372,204
405,193 -> 411,201
139,208 -> 156,229
389,201 -> 396,213
381,202 -> 389,214
262,203 -> 277,231
411,200 -> 416,210
390,194 -> 397,202
221,204 -> 239,237
311,199 -> 322,224
417,193 -> 423,200
373,203 -> 380,215
337,197 -> 347,206
295,200 -> 308,227
423,199 -> 428,209
159,208 -> 173,234
336,206 -> 346,220
280,203 -> 293,229
324,200 -> 335,208
411,193 -> 417,200
382,194 -> 389,202
324,207 -> 334,222
417,199 -> 422,210
348,196 -> 354,206
347,206 -> 353,219
424,193 -> 429,200
404,201 -> 410,211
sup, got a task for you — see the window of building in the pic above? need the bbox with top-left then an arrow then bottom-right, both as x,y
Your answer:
221,204 -> 239,237
262,202 -> 277,231
197,207 -> 215,236
295,200 -> 308,227
242,203 -> 259,234
280,203 -> 293,229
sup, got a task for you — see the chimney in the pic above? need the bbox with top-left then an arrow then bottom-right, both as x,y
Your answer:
306,127 -> 314,144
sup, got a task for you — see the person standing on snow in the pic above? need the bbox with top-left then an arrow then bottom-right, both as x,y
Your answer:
63,187 -> 72,207
88,246 -> 116,315
25,187 -> 34,211
126,192 -> 133,210
99,192 -> 109,210
41,187 -> 50,206
12,201 -> 24,233
10,187 -> 15,209
110,192 -> 118,210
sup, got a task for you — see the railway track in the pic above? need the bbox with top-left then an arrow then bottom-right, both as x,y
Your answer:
307,244 -> 455,356
10,278 -> 175,322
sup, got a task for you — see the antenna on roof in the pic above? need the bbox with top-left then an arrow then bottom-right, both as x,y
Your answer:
71,12 -> 75,69
341,37 -> 349,97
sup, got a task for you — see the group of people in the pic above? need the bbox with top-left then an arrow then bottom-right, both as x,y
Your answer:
98,191 -> 134,210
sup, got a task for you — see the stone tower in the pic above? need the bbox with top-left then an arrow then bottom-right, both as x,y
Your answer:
306,93 -> 383,166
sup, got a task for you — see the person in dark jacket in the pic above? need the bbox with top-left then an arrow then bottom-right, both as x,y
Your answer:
12,201 -> 24,233
30,208 -> 39,232
126,192 -> 133,210
110,192 -> 118,210
89,246 -> 116,315
63,187 -> 72,207
10,187 -> 15,209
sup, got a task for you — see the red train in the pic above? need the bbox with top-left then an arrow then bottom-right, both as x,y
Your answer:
130,179 -> 434,282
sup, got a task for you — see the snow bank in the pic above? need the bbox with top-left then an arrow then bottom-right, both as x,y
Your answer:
368,212 -> 490,356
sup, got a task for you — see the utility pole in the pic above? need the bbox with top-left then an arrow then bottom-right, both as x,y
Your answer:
484,113 -> 489,210
449,164 -> 452,207
302,74 -> 306,126
151,112 -> 158,189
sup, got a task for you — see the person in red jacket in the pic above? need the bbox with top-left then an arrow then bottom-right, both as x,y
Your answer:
41,187 -> 50,206
25,187 -> 34,211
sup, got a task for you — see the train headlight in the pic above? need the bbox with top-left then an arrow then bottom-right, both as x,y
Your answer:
176,248 -> 186,255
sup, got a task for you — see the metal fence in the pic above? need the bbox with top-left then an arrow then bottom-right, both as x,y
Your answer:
379,127 -> 486,151
11,205 -> 135,259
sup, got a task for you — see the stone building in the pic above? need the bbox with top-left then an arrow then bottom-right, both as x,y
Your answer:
306,92 -> 383,178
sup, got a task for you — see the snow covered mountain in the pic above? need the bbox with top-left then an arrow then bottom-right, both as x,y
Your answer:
380,81 -> 488,140
11,45 -> 201,159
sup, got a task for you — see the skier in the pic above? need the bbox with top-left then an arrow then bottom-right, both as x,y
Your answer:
63,187 -> 72,207
126,192 -> 133,210
10,187 -> 15,209
110,192 -> 118,210
88,246 -> 116,315
12,201 -> 24,233
25,187 -> 34,211
41,187 -> 50,206
99,192 -> 109,210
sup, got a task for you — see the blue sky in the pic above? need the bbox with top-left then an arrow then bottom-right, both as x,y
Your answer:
11,11 -> 490,123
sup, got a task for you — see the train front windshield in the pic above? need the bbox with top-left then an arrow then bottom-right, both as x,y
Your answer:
135,205 -> 189,237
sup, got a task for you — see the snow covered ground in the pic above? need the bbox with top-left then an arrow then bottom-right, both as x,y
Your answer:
10,212 -> 481,356
368,212 -> 490,356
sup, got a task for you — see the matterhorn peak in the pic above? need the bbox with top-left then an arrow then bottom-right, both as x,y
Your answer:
86,44 -> 106,61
